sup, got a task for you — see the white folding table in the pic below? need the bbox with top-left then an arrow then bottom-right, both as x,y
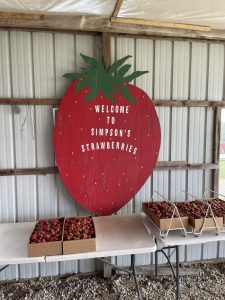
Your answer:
0,214 -> 156,300
143,215 -> 225,300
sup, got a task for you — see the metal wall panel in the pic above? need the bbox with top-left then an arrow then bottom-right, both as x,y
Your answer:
0,31 -> 15,222
206,43 -> 225,259
152,40 -> 172,264
0,31 -> 224,280
54,33 -> 79,274
9,31 -> 37,226
153,40 -> 172,201
112,37 -> 135,268
32,32 -> 59,277
134,38 -> 154,266
170,41 -> 190,263
115,36 -> 135,217
74,34 -> 99,273
203,44 -> 224,260
0,31 -> 18,280
187,42 -> 208,261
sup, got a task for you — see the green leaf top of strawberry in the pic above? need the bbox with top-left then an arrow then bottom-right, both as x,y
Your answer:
63,54 -> 148,104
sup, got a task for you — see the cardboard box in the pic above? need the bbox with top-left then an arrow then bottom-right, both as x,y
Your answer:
63,237 -> 96,254
142,202 -> 189,231
177,199 -> 225,231
204,198 -> 225,223
28,218 -> 64,257
189,216 -> 223,232
63,216 -> 96,255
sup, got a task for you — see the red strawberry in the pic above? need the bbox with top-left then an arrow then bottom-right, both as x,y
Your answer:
30,233 -> 37,241
63,216 -> 95,241
29,218 -> 63,244
54,54 -> 161,215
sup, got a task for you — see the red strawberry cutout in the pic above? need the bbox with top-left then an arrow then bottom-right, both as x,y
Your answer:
54,54 -> 160,215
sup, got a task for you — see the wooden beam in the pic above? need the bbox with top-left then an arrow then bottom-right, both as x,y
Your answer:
212,108 -> 222,192
0,12 -> 43,21
0,15 -> 106,33
0,98 -> 60,105
1,15 -> 225,43
102,32 -> 111,69
1,98 -> 225,107
112,0 -> 124,18
111,17 -> 211,32
152,100 -> 225,107
0,163 -> 218,176
155,162 -> 218,170
0,167 -> 58,176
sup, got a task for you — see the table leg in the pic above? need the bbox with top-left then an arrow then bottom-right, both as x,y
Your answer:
175,246 -> 180,300
155,250 -> 158,277
0,265 -> 9,273
131,254 -> 142,300
155,246 -> 180,300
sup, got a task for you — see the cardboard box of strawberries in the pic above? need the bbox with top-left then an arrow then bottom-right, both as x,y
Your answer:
142,201 -> 189,231
204,198 -> 225,221
28,218 -> 64,257
63,216 -> 96,254
143,198 -> 225,233
28,216 -> 96,257
176,200 -> 224,232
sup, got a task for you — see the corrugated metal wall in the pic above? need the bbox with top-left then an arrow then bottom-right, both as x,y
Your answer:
0,30 -> 224,280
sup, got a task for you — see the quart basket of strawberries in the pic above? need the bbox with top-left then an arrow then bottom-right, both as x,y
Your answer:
63,216 -> 96,254
27,218 -> 64,257
142,201 -> 189,231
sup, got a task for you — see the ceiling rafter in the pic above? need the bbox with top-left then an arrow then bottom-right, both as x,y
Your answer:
112,0 -> 124,18
110,17 -> 211,32
0,11 -> 43,20
0,14 -> 223,41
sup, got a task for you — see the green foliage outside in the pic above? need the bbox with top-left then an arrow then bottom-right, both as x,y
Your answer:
221,122 -> 225,143
220,121 -> 225,179
220,160 -> 225,179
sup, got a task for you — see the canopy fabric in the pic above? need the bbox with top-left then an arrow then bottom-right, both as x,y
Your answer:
1,0 -> 225,29
0,0 -> 116,16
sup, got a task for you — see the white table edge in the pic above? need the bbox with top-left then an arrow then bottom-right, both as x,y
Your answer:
45,245 -> 157,263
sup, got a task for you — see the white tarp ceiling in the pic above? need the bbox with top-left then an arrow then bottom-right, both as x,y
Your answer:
1,0 -> 225,29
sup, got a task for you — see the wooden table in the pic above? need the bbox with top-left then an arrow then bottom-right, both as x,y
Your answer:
0,214 -> 156,300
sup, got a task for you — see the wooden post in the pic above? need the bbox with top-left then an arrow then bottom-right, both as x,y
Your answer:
102,32 -> 111,70
101,31 -> 113,277
103,257 -> 112,278
212,107 -> 222,192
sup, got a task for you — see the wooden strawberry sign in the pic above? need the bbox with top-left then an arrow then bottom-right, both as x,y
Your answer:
54,54 -> 161,215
